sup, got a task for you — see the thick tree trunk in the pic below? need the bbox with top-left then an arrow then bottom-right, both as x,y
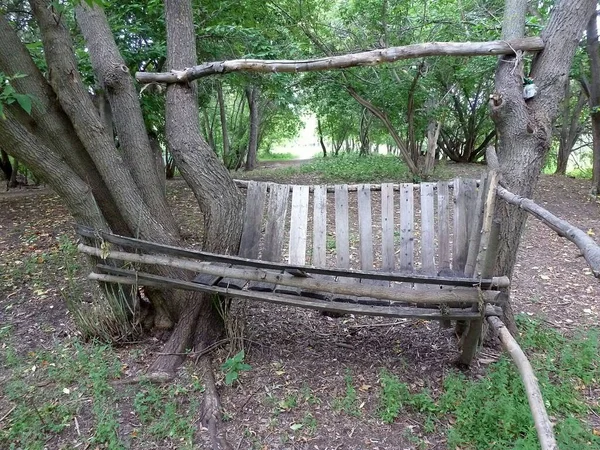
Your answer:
75,3 -> 179,237
159,0 -> 244,377
586,13 -> 600,195
0,14 -> 128,234
490,0 -> 596,333
245,86 -> 260,171
7,158 -> 18,188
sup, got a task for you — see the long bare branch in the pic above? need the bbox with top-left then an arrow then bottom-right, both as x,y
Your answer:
136,37 -> 544,84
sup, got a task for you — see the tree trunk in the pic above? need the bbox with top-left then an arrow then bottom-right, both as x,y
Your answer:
317,118 -> 327,157
8,158 -> 18,188
0,148 -> 12,181
216,82 -> 231,166
245,85 -> 259,171
490,0 -> 596,333
586,12 -> 600,195
556,84 -> 586,175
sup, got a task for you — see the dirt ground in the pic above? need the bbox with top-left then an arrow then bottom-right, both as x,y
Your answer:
1,163 -> 599,449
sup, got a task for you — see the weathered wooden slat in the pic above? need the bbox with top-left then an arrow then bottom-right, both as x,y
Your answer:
90,270 -> 497,320
399,183 -> 414,271
288,185 -> 310,265
464,173 -> 488,277
453,179 -> 469,274
420,182 -> 436,274
357,184 -> 374,270
437,181 -> 451,271
262,183 -> 290,262
76,226 -> 509,288
239,181 -> 268,259
312,185 -> 328,267
335,185 -> 350,268
85,248 -> 503,305
381,183 -> 395,271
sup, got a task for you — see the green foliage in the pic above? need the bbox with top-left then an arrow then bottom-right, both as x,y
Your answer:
258,151 -> 296,161
333,370 -> 361,417
0,72 -> 34,119
221,350 -> 252,386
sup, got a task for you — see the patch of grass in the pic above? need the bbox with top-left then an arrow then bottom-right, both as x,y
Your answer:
333,370 -> 362,417
258,151 -> 296,161
567,167 -> 593,179
298,154 -> 411,183
0,339 -> 125,449
376,316 -> 600,449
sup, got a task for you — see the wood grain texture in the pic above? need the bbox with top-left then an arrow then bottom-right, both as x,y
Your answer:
262,183 -> 289,262
437,181 -> 451,270
381,183 -> 396,271
399,183 -> 414,271
288,185 -> 310,265
238,181 -> 268,259
335,184 -> 350,268
357,184 -> 374,270
420,182 -> 435,273
312,185 -> 327,267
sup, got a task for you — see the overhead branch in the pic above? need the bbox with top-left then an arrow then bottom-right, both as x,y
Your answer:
136,37 -> 544,84
496,185 -> 600,277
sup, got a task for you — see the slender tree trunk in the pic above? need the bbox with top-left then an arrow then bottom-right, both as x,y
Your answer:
490,0 -> 596,333
8,158 -> 18,188
245,86 -> 259,171
216,82 -> 231,165
317,118 -> 328,157
556,85 -> 586,175
586,12 -> 600,194
0,148 -> 12,181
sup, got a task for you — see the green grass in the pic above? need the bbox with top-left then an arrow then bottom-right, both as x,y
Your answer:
376,315 -> 600,449
258,151 -> 296,161
298,154 -> 411,183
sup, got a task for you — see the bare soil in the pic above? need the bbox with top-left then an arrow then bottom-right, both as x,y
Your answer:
1,162 -> 599,449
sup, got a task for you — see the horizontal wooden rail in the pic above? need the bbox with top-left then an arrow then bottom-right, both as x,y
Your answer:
76,226 -> 510,289
88,269 -> 503,320
80,244 -> 504,306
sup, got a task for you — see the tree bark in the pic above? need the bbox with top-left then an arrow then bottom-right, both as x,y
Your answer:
137,37 -> 545,83
245,85 -> 260,171
490,0 -> 596,333
317,118 -> 328,157
0,13 -> 128,234
75,3 -> 179,237
586,12 -> 600,194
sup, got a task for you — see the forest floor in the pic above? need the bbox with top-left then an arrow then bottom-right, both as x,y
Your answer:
0,161 -> 599,449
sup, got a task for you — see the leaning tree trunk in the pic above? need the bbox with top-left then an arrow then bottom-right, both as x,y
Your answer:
586,12 -> 600,195
556,82 -> 586,175
490,0 -> 596,333
216,81 -> 231,166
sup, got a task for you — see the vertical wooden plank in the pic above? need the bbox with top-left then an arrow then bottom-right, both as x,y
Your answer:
420,182 -> 435,274
437,181 -> 450,271
238,181 -> 268,259
452,179 -> 469,274
312,185 -> 327,267
399,183 -> 414,272
288,185 -> 310,265
381,183 -> 395,272
357,184 -> 374,270
464,174 -> 488,277
463,179 -> 478,239
335,184 -> 350,268
262,183 -> 290,262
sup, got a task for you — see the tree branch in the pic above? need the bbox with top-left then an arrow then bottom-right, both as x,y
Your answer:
136,37 -> 544,84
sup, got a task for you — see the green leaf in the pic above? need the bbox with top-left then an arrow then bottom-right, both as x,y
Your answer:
290,423 -> 303,431
224,371 -> 239,386
0,103 -> 4,120
14,94 -> 32,114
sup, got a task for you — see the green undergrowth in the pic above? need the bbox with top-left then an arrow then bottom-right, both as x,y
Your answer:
0,335 -> 204,450
296,154 -> 411,183
377,316 -> 600,449
258,151 -> 296,161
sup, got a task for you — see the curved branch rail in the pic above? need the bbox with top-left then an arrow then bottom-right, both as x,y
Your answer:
136,37 -> 544,84
496,185 -> 600,277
